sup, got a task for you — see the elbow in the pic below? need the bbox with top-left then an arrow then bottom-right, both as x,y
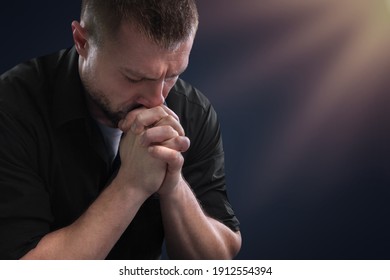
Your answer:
232,231 -> 242,258
213,230 -> 242,260
224,230 -> 242,259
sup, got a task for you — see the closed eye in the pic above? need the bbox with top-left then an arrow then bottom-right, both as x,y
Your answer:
125,75 -> 143,84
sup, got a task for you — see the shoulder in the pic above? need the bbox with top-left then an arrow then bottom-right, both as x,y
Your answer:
167,78 -> 212,114
0,48 -> 78,122
166,78 -> 220,133
167,79 -> 222,157
0,49 -> 71,92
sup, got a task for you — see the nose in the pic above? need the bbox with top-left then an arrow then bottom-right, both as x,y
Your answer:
136,80 -> 167,108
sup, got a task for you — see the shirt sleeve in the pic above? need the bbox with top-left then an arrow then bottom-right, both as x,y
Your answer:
0,110 -> 52,259
181,101 -> 240,232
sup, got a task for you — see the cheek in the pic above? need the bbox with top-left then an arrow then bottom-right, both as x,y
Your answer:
110,78 -> 140,103
163,80 -> 177,97
162,87 -> 171,99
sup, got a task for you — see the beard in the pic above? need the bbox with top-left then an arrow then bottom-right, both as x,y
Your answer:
83,83 -> 139,128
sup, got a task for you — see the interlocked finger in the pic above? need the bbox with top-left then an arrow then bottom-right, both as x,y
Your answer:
140,126 -> 180,147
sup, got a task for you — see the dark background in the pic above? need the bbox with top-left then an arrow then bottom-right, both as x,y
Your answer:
1,1 -> 390,259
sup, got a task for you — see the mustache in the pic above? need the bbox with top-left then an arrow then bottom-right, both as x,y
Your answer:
118,103 -> 142,116
111,104 -> 142,126
128,103 -> 143,112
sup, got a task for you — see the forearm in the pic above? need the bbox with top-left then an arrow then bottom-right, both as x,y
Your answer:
21,122 -> 167,260
117,106 -> 241,259
21,178 -> 147,260
160,177 -> 241,260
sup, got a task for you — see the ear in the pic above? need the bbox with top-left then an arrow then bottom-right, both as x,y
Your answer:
71,21 -> 88,58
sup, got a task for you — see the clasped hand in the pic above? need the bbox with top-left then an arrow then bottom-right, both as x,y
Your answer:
116,106 -> 190,197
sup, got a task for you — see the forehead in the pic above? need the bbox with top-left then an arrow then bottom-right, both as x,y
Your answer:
101,22 -> 194,76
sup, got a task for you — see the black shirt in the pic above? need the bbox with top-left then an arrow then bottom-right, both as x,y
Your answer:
0,48 -> 239,259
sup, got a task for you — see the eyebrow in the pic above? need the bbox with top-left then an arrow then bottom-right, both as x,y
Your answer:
120,66 -> 187,81
121,67 -> 154,80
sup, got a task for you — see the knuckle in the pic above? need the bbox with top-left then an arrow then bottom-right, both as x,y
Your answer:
166,115 -> 176,122
172,127 -> 180,136
134,114 -> 143,126
164,125 -> 178,136
156,106 -> 168,117
174,152 -> 184,165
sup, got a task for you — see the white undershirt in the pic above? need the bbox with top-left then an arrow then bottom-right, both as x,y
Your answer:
95,122 -> 122,164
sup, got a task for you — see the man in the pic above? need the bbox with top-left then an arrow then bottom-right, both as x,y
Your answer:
0,0 -> 241,259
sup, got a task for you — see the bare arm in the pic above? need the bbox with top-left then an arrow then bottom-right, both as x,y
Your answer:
22,122 -> 167,259
23,104 -> 241,260
21,179 -> 146,259
122,106 -> 242,259
160,177 -> 241,259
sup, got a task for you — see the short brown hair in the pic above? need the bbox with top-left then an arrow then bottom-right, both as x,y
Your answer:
81,0 -> 199,49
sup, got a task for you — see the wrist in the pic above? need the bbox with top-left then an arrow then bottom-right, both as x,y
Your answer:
158,175 -> 187,201
109,175 -> 152,205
